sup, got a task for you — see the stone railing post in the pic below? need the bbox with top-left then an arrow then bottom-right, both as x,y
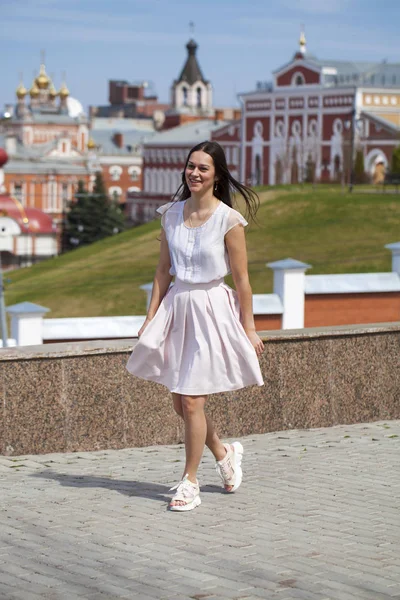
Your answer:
139,283 -> 154,311
139,282 -> 174,312
385,242 -> 400,275
6,302 -> 50,346
267,258 -> 311,329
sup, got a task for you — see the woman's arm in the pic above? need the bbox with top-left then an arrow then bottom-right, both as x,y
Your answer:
138,228 -> 173,336
225,224 -> 264,357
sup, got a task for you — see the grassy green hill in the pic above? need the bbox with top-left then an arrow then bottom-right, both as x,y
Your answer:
5,186 -> 400,318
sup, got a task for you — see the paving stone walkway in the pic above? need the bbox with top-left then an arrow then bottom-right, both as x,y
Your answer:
1,420 -> 400,600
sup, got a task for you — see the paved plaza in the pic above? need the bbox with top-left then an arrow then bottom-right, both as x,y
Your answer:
0,420 -> 399,600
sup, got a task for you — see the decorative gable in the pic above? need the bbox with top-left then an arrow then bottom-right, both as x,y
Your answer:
274,61 -> 321,88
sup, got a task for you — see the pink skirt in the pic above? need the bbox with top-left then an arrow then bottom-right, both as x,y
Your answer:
126,278 -> 264,395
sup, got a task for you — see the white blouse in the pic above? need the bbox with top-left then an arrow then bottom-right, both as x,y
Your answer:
156,199 -> 248,284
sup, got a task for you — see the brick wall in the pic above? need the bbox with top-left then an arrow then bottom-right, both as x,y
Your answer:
305,292 -> 400,328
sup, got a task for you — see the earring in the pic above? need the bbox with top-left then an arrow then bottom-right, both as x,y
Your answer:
214,181 -> 218,192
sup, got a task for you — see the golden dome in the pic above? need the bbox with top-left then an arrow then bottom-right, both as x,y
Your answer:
35,63 -> 51,90
48,83 -> 57,98
299,31 -> 306,47
16,81 -> 28,99
29,82 -> 40,98
58,82 -> 70,99
87,137 -> 96,150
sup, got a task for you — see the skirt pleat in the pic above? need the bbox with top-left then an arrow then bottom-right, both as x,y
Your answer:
126,278 -> 264,395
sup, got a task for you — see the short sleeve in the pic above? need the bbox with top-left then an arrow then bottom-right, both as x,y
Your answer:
156,202 -> 173,229
225,208 -> 248,235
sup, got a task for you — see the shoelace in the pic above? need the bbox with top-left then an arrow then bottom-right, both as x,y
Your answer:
217,453 -> 234,483
170,475 -> 198,497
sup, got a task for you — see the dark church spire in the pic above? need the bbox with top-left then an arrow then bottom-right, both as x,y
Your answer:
177,39 -> 208,86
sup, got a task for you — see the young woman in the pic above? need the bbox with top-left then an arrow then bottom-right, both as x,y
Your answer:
126,141 -> 264,511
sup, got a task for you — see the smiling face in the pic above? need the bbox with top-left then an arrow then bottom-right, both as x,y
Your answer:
185,150 -> 216,195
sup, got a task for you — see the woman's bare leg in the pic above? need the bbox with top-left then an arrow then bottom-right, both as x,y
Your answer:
172,393 -> 226,461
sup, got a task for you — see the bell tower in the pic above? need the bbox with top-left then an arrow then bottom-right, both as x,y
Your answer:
170,37 -> 213,114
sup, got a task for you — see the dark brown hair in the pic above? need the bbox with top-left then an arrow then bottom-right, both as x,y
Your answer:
172,140 -> 260,222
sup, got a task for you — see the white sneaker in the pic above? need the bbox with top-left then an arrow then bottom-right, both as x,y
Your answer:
215,442 -> 243,492
169,474 -> 201,511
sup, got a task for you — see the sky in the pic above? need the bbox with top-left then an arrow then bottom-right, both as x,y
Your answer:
1,0 -> 400,112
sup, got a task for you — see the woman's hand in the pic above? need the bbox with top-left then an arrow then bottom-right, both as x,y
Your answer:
137,316 -> 153,338
245,328 -> 265,357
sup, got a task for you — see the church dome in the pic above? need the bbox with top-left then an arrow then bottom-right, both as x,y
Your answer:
16,81 -> 28,99
58,82 -> 70,99
87,137 -> 96,150
0,148 -> 8,167
35,64 -> 51,90
48,83 -> 57,98
29,82 -> 40,98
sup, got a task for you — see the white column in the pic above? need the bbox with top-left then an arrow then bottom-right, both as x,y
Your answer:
385,242 -> 400,275
6,302 -> 50,346
139,283 -> 154,311
140,282 -> 174,311
267,258 -> 311,329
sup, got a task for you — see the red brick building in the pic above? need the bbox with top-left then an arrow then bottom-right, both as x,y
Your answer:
89,80 -> 169,120
126,119 -> 228,223
239,33 -> 400,186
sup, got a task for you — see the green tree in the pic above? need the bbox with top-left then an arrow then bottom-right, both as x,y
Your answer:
354,149 -> 366,184
66,173 -> 125,250
392,145 -> 400,174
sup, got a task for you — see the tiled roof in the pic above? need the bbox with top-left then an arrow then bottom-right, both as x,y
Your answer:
313,58 -> 400,88
146,120 -> 227,146
90,118 -> 155,132
4,159 -> 87,175
268,54 -> 400,90
12,113 -> 87,125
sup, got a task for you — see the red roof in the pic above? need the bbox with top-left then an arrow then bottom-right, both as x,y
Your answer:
0,194 -> 57,234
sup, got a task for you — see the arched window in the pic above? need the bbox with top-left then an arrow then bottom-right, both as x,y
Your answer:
292,120 -> 301,136
128,166 -> 141,182
291,72 -> 305,86
255,155 -> 261,186
197,87 -> 202,108
144,169 -> 150,192
334,155 -> 341,182
108,186 -> 122,201
150,169 -> 156,194
13,183 -> 23,203
109,165 -> 122,182
182,86 -> 188,106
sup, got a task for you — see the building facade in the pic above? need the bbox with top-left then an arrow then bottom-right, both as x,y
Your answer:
0,149 -> 58,269
1,62 -> 156,236
1,62 -> 93,243
126,119 -> 228,223
240,34 -> 400,186
89,80 -> 169,120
